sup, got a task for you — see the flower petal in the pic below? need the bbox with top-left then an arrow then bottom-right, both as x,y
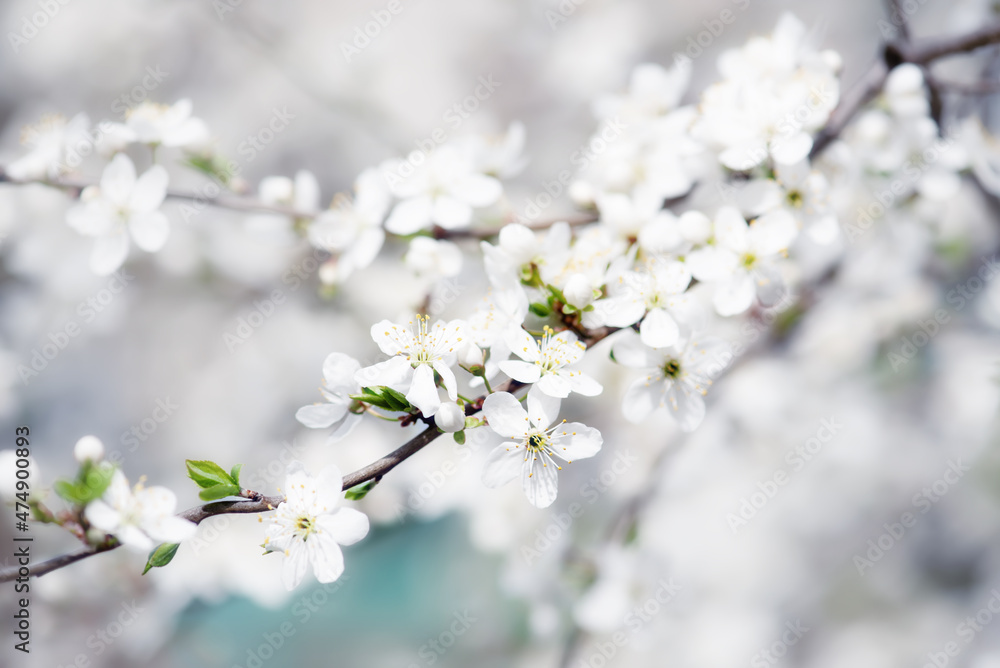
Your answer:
551,423 -> 603,461
296,402 -> 348,429
527,385 -> 560,429
483,391 -> 529,438
320,507 -> 369,546
90,231 -> 129,275
640,307 -> 680,349
405,364 -> 441,418
129,211 -> 169,252
482,444 -> 523,488
522,452 -> 559,509
498,360 -> 541,384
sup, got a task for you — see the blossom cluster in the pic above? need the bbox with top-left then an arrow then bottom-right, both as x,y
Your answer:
1,11 -> 984,601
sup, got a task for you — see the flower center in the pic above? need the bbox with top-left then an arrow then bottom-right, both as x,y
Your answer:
741,253 -> 757,269
527,432 -> 549,453
786,190 -> 804,208
295,515 -> 316,540
662,358 -> 682,379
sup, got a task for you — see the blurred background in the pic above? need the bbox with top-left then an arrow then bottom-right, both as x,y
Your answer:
0,0 -> 999,666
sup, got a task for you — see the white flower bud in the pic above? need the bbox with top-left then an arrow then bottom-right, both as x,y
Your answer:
563,273 -> 595,309
74,435 -> 105,463
458,342 -> 484,368
435,401 -> 466,433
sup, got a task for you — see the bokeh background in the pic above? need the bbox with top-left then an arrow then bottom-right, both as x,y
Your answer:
1,0 -> 999,666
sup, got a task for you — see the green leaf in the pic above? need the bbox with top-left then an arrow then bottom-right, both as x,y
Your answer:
53,480 -> 85,506
380,387 -> 411,412
53,462 -> 116,506
229,464 -> 243,486
80,464 -> 115,501
529,302 -> 552,317
344,479 -> 378,501
198,484 -> 242,501
452,431 -> 466,445
142,543 -> 180,575
186,460 -> 235,489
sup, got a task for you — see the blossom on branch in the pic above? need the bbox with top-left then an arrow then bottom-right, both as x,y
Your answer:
264,462 -> 369,590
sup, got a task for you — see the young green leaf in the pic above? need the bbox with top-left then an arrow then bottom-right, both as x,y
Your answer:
344,479 -> 378,501
186,460 -> 235,489
229,464 -> 243,486
142,543 -> 180,575
198,483 -> 242,501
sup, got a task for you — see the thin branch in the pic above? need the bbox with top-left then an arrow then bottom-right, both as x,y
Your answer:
810,57 -> 889,159
904,22 -> 1000,64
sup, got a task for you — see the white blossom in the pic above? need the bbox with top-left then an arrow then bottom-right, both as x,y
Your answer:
85,470 -> 197,553
481,391 -> 602,508
296,353 -> 364,443
357,315 -> 466,417
66,153 -> 170,275
264,462 -> 369,590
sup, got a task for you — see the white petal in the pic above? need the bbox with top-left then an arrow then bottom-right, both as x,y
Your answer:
482,444 -> 523,488
84,500 -> 121,532
322,353 -> 362,394
431,359 -> 458,401
320,507 -> 369,546
527,385 -> 560,429
281,544 -> 310,590
146,516 -> 197,543
432,195 -> 473,230
713,273 -> 755,316
537,373 -> 571,398
405,364 -> 441,418
611,330 -> 664,368
483,391 -> 529,438
307,533 -> 345,584
67,205 -> 114,237
498,360 -> 541,384
296,403 -> 348,429
129,211 -> 169,252
770,131 -> 813,165
90,231 -> 130,275
551,423 -> 602,461
384,196 -> 433,234
565,372 -> 603,397
665,383 -> 706,432
458,173 -> 502,207
503,327 -> 540,362
129,165 -> 168,212
355,355 -> 411,389
522,453 -> 559,509
101,154 -> 136,207
640,307 -> 680,349
622,377 -> 663,424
